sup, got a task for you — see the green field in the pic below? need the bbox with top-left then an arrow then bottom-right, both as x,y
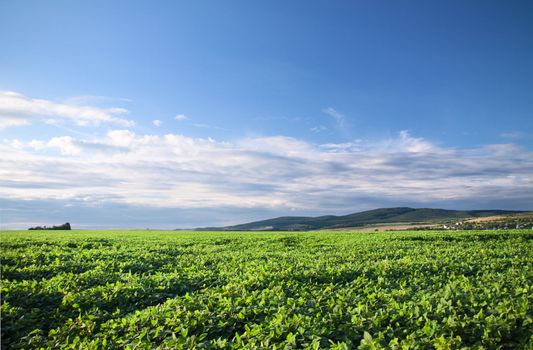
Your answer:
1,230 -> 532,349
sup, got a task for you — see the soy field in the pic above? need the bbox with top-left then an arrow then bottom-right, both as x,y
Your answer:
1,229 -> 532,349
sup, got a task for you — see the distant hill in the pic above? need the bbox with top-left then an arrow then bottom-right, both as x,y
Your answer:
197,207 -> 525,231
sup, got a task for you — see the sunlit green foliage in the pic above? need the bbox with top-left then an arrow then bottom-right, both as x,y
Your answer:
1,230 -> 532,349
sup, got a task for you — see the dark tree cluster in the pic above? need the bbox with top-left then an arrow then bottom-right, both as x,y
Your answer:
28,222 -> 71,230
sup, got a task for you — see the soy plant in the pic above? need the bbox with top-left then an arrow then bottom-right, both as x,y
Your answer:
1,229 -> 532,349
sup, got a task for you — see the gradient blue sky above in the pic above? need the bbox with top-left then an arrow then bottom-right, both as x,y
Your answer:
1,1 -> 532,228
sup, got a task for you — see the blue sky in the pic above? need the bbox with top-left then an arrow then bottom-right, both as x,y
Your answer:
1,1 -> 532,229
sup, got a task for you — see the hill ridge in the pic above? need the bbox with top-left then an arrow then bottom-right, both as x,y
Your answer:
196,207 -> 525,231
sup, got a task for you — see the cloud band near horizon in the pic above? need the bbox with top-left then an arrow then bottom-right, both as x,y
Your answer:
1,91 -> 532,229
2,129 -> 532,210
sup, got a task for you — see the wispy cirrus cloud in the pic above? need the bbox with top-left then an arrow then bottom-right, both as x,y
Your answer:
500,131 -> 525,139
0,91 -> 135,129
192,123 -> 228,131
322,107 -> 346,130
311,125 -> 327,133
63,95 -> 133,105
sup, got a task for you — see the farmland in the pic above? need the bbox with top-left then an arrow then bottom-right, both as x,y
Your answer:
1,230 -> 532,349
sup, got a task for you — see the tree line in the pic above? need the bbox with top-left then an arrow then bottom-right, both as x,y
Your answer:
28,223 -> 71,230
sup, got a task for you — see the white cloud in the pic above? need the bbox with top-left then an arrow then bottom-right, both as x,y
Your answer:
152,119 -> 162,126
1,131 -> 531,213
107,129 -> 136,148
385,130 -> 435,153
9,139 -> 24,149
47,136 -> 82,155
0,117 -> 30,128
0,91 -> 135,129
28,139 -> 46,150
238,136 -> 313,157
175,114 -> 187,121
